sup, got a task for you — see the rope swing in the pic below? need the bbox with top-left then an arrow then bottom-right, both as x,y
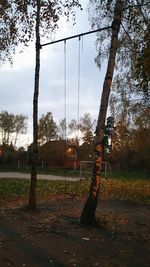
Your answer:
64,40 -> 68,194
77,36 -> 81,131
64,40 -> 67,141
63,37 -> 82,193
63,37 -> 82,145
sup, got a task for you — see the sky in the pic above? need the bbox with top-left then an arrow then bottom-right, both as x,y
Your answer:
0,0 -> 107,148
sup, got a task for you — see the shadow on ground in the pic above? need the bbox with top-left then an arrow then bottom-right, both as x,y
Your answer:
0,197 -> 150,267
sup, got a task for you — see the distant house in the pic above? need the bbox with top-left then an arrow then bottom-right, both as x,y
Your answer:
39,140 -> 79,169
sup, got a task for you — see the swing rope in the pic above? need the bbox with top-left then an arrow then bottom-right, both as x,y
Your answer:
77,36 -> 81,134
64,40 -> 67,140
64,40 -> 68,194
63,38 -> 82,196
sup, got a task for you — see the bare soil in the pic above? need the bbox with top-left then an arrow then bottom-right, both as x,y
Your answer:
0,196 -> 150,267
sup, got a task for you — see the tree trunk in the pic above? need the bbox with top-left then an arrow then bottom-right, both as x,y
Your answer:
80,0 -> 124,225
14,132 -> 18,147
28,0 -> 41,209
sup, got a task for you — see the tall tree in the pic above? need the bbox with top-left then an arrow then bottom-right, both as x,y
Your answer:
13,114 -> 28,147
0,111 -> 27,146
130,105 -> 150,169
109,73 -> 150,170
28,0 -> 41,209
80,0 -> 125,225
1,0 -> 81,209
0,111 -> 14,144
68,113 -> 96,145
58,118 -> 66,140
68,119 -> 80,145
134,26 -> 150,96
80,113 -> 96,143
81,0 -> 150,225
38,111 -> 58,145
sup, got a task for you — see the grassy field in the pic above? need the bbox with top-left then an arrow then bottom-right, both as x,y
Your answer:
0,177 -> 149,207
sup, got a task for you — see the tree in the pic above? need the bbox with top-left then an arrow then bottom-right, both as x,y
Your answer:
109,72 -> 150,171
58,118 -> 66,140
0,111 -> 14,144
0,111 -> 27,147
0,142 -> 16,164
80,0 -> 150,224
68,113 -> 96,145
134,26 -> 150,95
109,84 -> 132,169
89,0 -> 150,103
1,0 -> 81,209
68,118 -> 80,144
38,112 -> 58,145
130,106 -> 150,169
1,1 -> 81,64
80,0 -> 125,225
13,114 -> 28,147
80,113 -> 96,143
111,119 -> 131,169
79,113 -> 95,159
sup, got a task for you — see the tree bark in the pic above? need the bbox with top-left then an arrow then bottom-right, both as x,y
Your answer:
80,0 -> 125,225
28,0 -> 41,209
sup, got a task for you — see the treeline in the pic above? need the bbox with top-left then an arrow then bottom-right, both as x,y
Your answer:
37,110 -> 150,171
0,108 -> 149,171
0,111 -> 96,166
0,111 -> 27,147
109,78 -> 150,171
0,111 -> 96,147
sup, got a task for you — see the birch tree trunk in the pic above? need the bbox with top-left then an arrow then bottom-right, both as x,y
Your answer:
80,0 -> 125,225
28,0 -> 41,209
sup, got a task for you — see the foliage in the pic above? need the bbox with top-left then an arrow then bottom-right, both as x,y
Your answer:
88,0 -> 150,97
38,112 -> 58,145
68,119 -> 79,144
134,25 -> 150,95
79,112 -> 96,143
0,178 -> 149,206
0,0 -> 82,64
100,178 -> 150,204
0,111 -> 14,144
0,178 -> 30,198
68,113 -> 95,143
0,143 -> 17,164
109,78 -> 150,170
13,114 -> 28,146
0,111 -> 27,146
58,118 -> 66,140
110,119 -> 131,169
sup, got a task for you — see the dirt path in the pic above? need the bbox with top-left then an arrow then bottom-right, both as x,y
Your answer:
0,217 -> 64,267
0,198 -> 150,267
0,172 -> 80,181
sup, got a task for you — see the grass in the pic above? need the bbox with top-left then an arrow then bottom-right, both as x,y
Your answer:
110,170 -> 150,179
0,177 -> 149,206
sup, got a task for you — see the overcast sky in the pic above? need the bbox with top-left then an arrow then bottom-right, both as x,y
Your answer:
0,0 -> 107,148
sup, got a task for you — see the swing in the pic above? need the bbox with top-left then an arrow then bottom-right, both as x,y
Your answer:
63,36 -> 82,195
41,27 -> 112,172
64,36 -> 82,170
40,26 -> 112,195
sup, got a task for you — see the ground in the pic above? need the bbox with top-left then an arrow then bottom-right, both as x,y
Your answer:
0,195 -> 150,267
